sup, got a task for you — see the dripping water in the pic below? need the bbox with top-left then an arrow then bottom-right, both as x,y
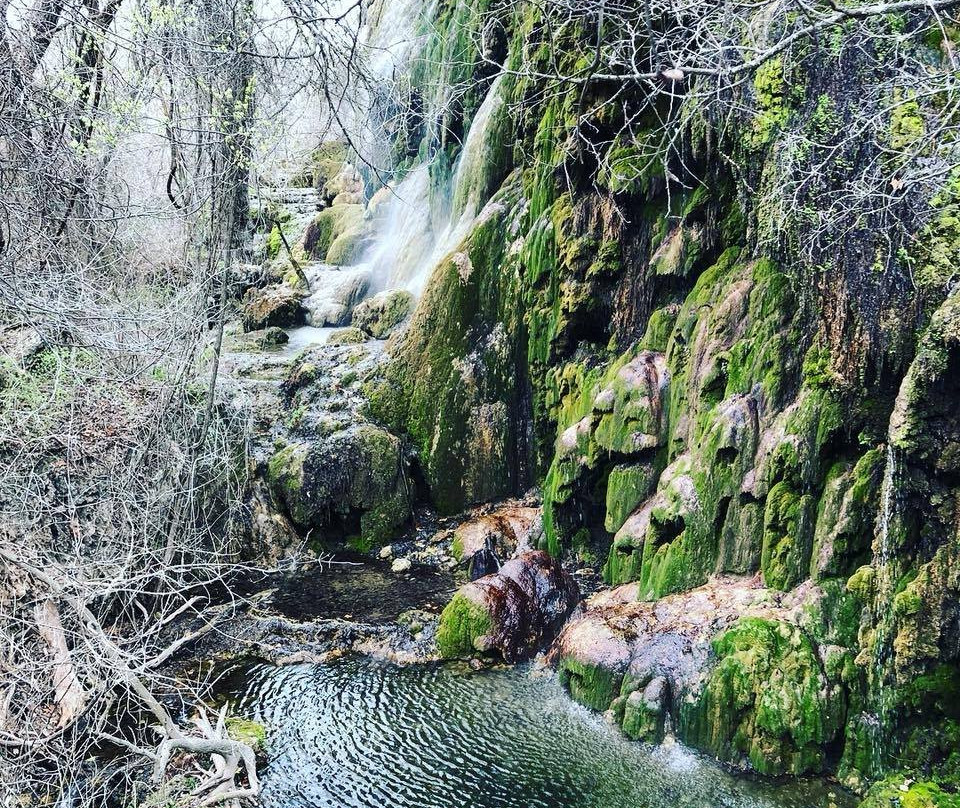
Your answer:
863,442 -> 901,771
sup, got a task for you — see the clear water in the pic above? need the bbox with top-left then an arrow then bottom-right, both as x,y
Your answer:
224,657 -> 852,808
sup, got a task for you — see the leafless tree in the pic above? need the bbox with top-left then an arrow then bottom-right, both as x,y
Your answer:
0,0 -> 379,804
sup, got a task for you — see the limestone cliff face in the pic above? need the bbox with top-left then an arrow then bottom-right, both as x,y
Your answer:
363,0 -> 960,795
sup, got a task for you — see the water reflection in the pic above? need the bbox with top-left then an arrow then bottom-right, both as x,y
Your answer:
224,657 -> 853,808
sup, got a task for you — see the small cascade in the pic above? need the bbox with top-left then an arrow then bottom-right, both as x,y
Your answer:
875,442 -> 899,568
362,166 -> 436,292
862,442 -> 902,772
364,0 -> 424,77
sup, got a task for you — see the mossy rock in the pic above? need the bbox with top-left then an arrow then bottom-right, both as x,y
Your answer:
679,617 -> 845,776
301,204 -> 364,262
436,592 -> 495,658
558,656 -> 625,712
327,327 -> 369,346
326,225 -> 367,265
241,285 -> 305,332
761,481 -> 815,591
265,425 -> 410,548
352,290 -> 415,338
858,778 -> 960,808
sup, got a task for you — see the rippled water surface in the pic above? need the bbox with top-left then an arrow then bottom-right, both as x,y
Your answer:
225,657 -> 851,808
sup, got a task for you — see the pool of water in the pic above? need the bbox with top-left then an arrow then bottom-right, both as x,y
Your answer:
223,657 -> 852,808
267,554 -> 455,622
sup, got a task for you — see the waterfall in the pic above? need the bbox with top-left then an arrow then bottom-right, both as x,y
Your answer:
863,441 -> 901,772
875,443 -> 898,567
364,0 -> 426,77
362,73 -> 506,294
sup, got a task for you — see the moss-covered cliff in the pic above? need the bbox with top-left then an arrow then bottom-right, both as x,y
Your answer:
360,0 -> 960,799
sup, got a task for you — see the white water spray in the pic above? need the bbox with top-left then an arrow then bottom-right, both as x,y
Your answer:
362,73 -> 507,295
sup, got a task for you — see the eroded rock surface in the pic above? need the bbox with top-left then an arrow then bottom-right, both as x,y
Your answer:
436,550 -> 579,662
550,575 -> 850,776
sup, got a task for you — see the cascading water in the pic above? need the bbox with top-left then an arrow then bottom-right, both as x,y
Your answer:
860,442 -> 902,772
363,73 -> 507,294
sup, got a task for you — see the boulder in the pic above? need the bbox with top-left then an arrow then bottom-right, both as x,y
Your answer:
241,285 -> 305,332
326,327 -> 369,347
302,204 -> 364,262
266,423 -> 410,548
391,557 -> 412,573
233,326 -> 289,351
352,290 -> 414,339
303,266 -> 370,326
435,550 -> 579,662
451,504 -> 541,579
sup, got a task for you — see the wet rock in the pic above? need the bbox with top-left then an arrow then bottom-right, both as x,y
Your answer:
302,204 -> 363,259
679,617 -> 846,776
549,575 -> 847,776
327,327 -> 369,346
436,550 -> 579,662
242,284 -> 305,332
391,557 -> 412,573
468,540 -> 500,580
232,326 -> 289,351
266,423 -> 410,548
303,266 -> 370,326
552,612 -> 633,711
352,290 -> 414,339
621,676 -> 669,743
451,505 -> 541,571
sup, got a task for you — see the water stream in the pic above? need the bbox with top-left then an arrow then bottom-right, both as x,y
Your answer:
222,657 -> 852,808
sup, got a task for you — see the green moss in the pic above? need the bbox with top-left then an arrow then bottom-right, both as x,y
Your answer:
436,593 -> 494,658
557,657 -> 624,712
302,204 -> 364,262
361,375 -> 407,434
266,443 -> 307,520
266,224 -> 283,259
604,464 -> 657,533
225,717 -> 267,752
859,778 -> 960,808
761,481 -> 815,591
750,57 -> 789,146
680,617 -> 844,776
639,305 -> 679,352
621,690 -> 665,742
912,169 -> 960,301
389,176 -> 524,514
326,226 -> 365,265
847,565 -> 877,602
898,665 -> 960,716
890,90 -> 925,151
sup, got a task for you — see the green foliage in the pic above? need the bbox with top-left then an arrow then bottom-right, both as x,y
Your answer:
859,778 -> 960,808
557,657 -> 624,712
